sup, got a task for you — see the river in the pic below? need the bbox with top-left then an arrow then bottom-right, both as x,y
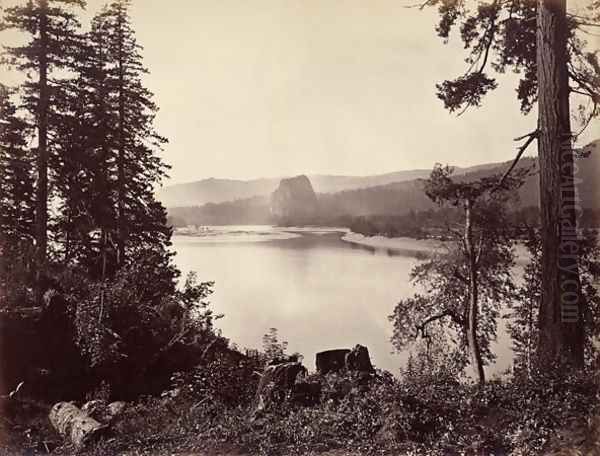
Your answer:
171,226 -> 514,376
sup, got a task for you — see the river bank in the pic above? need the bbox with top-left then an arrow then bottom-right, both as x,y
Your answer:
341,231 -> 442,254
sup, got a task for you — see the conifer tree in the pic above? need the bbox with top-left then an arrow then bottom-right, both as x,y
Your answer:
1,0 -> 85,300
0,85 -> 35,307
86,0 -> 170,268
420,0 -> 599,368
51,16 -> 116,275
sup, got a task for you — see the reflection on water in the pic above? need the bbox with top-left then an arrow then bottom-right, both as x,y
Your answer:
172,228 -> 513,375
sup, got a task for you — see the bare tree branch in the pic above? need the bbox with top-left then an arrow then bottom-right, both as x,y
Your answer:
403,0 -> 436,10
496,130 -> 538,190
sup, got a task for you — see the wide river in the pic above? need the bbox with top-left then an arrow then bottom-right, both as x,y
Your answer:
171,226 -> 514,376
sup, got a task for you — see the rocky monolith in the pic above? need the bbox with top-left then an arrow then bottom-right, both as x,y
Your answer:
270,175 -> 319,225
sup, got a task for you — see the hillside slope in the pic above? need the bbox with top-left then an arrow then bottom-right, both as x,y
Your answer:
168,142 -> 599,226
158,162 -> 508,207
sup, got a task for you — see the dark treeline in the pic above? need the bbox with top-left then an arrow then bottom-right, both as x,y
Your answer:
169,200 -> 600,242
168,196 -> 272,228
0,0 -> 222,404
347,207 -> 600,239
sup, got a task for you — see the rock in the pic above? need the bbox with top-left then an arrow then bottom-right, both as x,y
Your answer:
254,362 -> 307,413
49,402 -> 108,447
345,344 -> 374,372
316,346 -> 375,374
316,349 -> 350,374
270,175 -> 319,224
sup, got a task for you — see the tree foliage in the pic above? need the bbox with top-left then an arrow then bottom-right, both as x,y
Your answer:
0,0 -> 217,399
0,84 -> 35,307
422,0 -> 599,123
1,0 -> 86,281
509,227 -> 600,374
422,0 -> 599,369
390,164 -> 527,382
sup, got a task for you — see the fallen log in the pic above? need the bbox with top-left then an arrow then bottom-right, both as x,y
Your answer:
81,400 -> 127,424
49,402 -> 108,447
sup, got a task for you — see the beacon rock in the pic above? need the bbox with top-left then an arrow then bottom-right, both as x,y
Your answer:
270,175 -> 319,225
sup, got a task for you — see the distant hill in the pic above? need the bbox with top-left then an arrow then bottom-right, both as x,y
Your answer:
157,163 -> 505,208
158,178 -> 278,208
167,196 -> 271,227
167,140 -> 599,227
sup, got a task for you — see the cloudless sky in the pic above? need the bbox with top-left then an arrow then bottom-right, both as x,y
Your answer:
2,1 -> 599,184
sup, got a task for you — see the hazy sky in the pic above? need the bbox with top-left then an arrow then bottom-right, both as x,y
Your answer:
3,1 -> 599,184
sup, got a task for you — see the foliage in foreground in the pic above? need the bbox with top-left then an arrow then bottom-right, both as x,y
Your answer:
2,358 -> 598,456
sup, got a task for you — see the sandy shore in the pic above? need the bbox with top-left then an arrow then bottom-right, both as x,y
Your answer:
341,232 -> 443,253
173,226 -> 301,243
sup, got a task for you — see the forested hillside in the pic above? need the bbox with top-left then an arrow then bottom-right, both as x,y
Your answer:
168,149 -> 599,229
158,162 -> 509,208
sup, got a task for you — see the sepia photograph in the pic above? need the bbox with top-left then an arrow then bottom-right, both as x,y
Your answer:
1,0 -> 599,454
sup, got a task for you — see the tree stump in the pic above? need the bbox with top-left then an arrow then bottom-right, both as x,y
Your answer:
315,349 -> 350,374
49,402 -> 108,447
253,361 -> 307,414
345,344 -> 374,372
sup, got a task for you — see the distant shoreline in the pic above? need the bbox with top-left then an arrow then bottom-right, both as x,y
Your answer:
173,224 -> 445,253
341,231 -> 442,254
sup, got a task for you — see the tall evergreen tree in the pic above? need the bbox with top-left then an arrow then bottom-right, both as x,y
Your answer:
51,17 -> 116,276
0,84 -> 35,307
419,0 -> 599,368
1,0 -> 85,300
86,0 -> 170,268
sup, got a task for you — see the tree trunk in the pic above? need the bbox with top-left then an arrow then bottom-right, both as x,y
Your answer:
465,199 -> 485,384
526,295 -> 534,377
49,402 -> 107,447
536,0 -> 584,368
35,0 -> 49,304
116,15 -> 126,266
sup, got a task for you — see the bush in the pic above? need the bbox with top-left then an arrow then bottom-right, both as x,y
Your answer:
3,361 -> 598,456
2,247 -> 220,401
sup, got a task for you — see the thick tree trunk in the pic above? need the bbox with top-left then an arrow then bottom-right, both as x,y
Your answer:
35,0 -> 49,304
49,402 -> 107,447
465,199 -> 485,384
536,0 -> 584,367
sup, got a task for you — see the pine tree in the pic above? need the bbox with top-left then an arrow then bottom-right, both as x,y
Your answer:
0,85 -> 34,242
420,0 -> 599,368
1,0 -> 85,300
86,0 -> 170,268
0,84 -> 35,307
50,14 -> 117,276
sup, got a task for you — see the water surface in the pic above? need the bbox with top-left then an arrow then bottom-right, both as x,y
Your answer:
172,226 -> 513,375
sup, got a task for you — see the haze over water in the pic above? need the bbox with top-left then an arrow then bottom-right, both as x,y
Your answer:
171,227 -> 514,376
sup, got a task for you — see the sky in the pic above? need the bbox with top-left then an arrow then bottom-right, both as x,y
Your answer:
2,0 -> 599,184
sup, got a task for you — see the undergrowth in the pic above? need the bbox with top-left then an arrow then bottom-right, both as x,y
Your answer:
2,365 -> 598,456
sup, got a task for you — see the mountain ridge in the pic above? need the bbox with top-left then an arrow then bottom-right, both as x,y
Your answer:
157,161 -> 515,208
166,142 -> 600,228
